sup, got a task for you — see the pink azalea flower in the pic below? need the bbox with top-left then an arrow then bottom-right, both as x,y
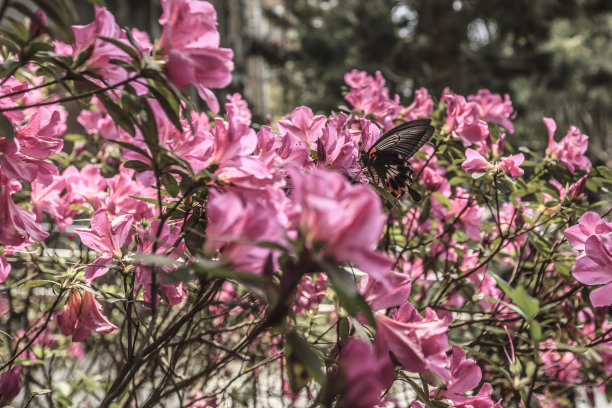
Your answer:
446,383 -> 503,408
0,366 -> 21,404
337,338 -> 394,408
451,192 -> 483,241
157,0 -> 234,113
61,165 -> 108,210
462,148 -> 490,173
443,90 -> 490,146
571,232 -> 612,307
31,176 -> 76,232
135,221 -> 187,306
56,289 -> 117,342
316,124 -> 360,177
0,175 -> 48,247
499,153 -> 524,177
0,106 -> 65,185
289,167 -> 393,283
374,302 -> 450,381
544,117 -> 591,174
443,345 -> 482,396
467,89 -> 515,133
359,272 -> 412,311
565,212 -> 612,251
402,87 -> 434,121
104,167 -> 158,220
205,190 -> 286,274
294,274 -> 328,314
71,7 -> 147,88
277,106 -> 327,145
568,174 -> 588,200
74,209 -> 134,282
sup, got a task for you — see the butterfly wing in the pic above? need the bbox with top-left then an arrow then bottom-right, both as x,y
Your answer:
365,119 -> 435,200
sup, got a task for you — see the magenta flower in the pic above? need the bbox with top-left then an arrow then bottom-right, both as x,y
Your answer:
443,345 -> 482,396
467,89 -> 515,133
158,0 -> 234,113
565,212 -> 612,251
205,190 -> 286,274
359,272 -> 412,311
71,7 -> 147,87
499,153 -> 525,178
571,232 -> 612,307
74,209 -> 134,283
402,87 -> 434,121
135,221 -> 188,306
0,175 -> 48,247
446,383 -> 502,408
462,148 -> 490,173
316,123 -> 360,177
289,167 -> 393,283
337,338 -> 393,408
374,302 -> 450,381
277,106 -> 327,145
544,117 -> 591,174
56,289 -> 117,342
0,366 -> 21,404
443,90 -> 490,146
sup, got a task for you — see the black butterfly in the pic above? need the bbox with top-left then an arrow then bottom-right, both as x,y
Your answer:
361,119 -> 435,201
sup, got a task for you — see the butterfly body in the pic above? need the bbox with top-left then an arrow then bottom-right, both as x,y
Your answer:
361,119 -> 435,201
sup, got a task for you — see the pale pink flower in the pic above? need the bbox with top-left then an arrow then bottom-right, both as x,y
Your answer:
205,190 -> 285,274
359,272 -> 412,311
443,345 -> 482,396
135,221 -> 187,306
0,175 -> 48,247
467,89 -> 515,133
61,165 -> 108,210
374,302 -> 450,381
462,148 -> 490,173
570,232 -> 612,307
499,153 -> 524,177
71,7 -> 147,88
565,212 -> 612,251
56,289 -> 117,342
0,366 -> 21,404
158,0 -> 234,113
316,124 -> 360,177
337,338 -> 393,408
294,274 -> 328,314
74,209 -> 134,282
443,90 -> 490,146
402,87 -> 434,121
544,117 -> 591,174
104,167 -> 158,220
277,106 -> 327,145
31,177 -> 76,232
446,383 -> 502,408
289,167 -> 393,283
539,338 -> 583,382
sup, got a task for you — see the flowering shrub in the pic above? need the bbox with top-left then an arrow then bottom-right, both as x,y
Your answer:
0,1 -> 611,407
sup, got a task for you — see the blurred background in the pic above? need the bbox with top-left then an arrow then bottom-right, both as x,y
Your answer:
82,0 -> 611,167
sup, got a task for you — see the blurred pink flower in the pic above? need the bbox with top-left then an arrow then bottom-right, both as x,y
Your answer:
289,167 -> 393,283
374,302 -> 450,381
74,209 -> 134,282
56,289 -> 117,342
544,117 -> 591,174
499,153 -> 524,177
135,221 -> 187,306
0,366 -> 21,404
443,345 -> 482,396
359,272 -> 412,311
0,174 -> 48,247
462,148 -> 490,173
294,274 -> 328,314
446,383 -> 503,408
467,89 -> 515,133
337,338 -> 393,408
278,106 -> 327,145
158,0 -> 234,113
206,190 -> 286,274
402,87 -> 434,121
443,90 -> 490,146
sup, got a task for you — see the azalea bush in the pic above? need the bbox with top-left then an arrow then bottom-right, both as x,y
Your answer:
1,1 -> 612,407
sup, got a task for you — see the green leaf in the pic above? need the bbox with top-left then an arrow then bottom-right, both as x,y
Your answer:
338,317 -> 350,342
123,160 -> 151,172
492,274 -> 540,320
529,320 -> 542,341
285,331 -> 325,393
19,279 -> 54,289
161,173 -> 179,197
321,261 -> 376,327
432,192 -> 451,209
0,113 -> 15,141
96,92 -> 135,136
111,140 -> 151,159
